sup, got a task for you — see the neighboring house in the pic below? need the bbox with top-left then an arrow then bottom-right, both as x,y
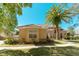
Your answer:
18,24 -> 67,43
47,26 -> 67,40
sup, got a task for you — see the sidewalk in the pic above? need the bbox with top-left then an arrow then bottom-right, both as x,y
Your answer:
0,40 -> 78,50
0,42 -> 77,50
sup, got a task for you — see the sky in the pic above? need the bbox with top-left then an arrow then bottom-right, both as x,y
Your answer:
17,3 -> 79,30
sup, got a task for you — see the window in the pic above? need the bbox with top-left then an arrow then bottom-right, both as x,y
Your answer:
29,30 -> 37,38
29,34 -> 37,38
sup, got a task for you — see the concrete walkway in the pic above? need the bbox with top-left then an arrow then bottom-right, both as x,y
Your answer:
0,40 -> 78,50
55,41 -> 76,46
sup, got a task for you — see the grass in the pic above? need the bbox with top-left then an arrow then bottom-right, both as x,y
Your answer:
0,39 -> 79,56
0,44 -> 35,47
0,46 -> 79,56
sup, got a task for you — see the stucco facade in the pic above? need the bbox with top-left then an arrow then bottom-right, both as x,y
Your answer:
18,24 -> 67,43
18,24 -> 47,43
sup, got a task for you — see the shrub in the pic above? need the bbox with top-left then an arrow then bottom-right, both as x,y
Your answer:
74,36 -> 79,40
4,38 -> 19,44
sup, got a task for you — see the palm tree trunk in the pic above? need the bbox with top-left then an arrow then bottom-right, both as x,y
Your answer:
56,26 -> 59,40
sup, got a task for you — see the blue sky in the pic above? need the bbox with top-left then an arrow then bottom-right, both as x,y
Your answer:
17,3 -> 79,30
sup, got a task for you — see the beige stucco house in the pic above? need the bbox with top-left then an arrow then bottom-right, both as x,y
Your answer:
18,24 -> 67,43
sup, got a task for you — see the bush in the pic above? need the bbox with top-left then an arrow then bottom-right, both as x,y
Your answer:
4,38 -> 19,44
74,36 -> 79,40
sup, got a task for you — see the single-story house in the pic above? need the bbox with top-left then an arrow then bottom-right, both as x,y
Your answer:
18,24 -> 67,43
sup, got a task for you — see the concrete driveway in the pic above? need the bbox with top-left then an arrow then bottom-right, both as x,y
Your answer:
0,40 -> 4,44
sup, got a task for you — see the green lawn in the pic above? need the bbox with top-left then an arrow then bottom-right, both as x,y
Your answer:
0,46 -> 79,56
0,40 -> 79,56
0,44 -> 35,47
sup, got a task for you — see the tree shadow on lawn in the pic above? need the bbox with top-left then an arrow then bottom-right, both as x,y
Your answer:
27,47 -> 51,56
0,46 -> 79,56
0,47 -> 51,56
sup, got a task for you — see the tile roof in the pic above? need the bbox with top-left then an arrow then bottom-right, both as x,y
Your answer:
17,24 -> 65,30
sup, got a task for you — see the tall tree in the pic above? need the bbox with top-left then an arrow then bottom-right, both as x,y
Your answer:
0,3 -> 32,37
46,4 -> 79,40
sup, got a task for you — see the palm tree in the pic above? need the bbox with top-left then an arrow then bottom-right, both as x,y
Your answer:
0,3 -> 32,38
46,4 -> 79,40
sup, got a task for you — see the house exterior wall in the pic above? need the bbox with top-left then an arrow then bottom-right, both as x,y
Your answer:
18,25 -> 67,43
39,28 -> 47,42
19,27 -> 47,43
27,28 -> 39,43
